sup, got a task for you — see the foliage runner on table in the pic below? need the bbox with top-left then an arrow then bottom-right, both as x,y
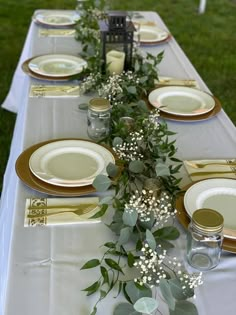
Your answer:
75,1 -> 203,314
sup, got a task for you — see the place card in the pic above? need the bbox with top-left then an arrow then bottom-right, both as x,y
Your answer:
24,197 -> 101,227
30,85 -> 81,98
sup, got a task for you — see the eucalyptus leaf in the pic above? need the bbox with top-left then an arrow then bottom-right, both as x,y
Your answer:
134,60 -> 140,72
139,211 -> 155,230
109,221 -> 124,235
113,136 -> 123,148
106,162 -> 119,178
159,279 -> 175,311
137,99 -> 149,112
145,229 -> 156,251
99,196 -> 113,205
169,278 -> 194,300
81,259 -> 100,270
155,163 -> 170,177
114,302 -> 139,315
93,175 -> 111,192
139,76 -> 148,83
129,160 -> 144,174
113,210 -> 124,223
127,86 -> 137,94
125,281 -> 152,304
134,297 -> 159,314
169,300 -> 198,315
123,209 -> 138,227
118,226 -> 132,245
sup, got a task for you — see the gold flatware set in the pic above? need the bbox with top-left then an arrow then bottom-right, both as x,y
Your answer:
186,160 -> 236,169
27,203 -> 97,219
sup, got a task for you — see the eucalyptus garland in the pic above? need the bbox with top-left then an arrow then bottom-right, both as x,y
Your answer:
75,1 -> 202,314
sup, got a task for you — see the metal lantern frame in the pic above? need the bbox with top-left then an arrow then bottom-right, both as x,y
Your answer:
99,11 -> 135,73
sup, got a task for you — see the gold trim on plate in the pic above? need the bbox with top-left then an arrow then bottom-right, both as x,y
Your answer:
15,138 -> 116,197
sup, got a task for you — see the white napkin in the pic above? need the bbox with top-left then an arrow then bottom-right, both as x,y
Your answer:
39,28 -> 76,37
184,159 -> 236,182
30,85 -> 81,98
24,197 -> 101,227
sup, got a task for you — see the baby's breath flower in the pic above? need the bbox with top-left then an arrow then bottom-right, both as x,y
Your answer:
134,244 -> 167,287
113,130 -> 144,162
124,190 -> 175,224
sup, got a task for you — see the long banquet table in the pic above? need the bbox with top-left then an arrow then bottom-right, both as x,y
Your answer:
1,10 -> 236,315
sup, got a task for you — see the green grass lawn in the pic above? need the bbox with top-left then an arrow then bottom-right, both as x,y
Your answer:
0,0 -> 236,193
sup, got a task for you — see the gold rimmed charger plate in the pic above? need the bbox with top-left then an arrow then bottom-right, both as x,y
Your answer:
147,88 -> 221,122
140,35 -> 171,45
140,33 -> 171,45
15,138 -> 116,197
22,56 -> 81,81
176,182 -> 236,253
33,10 -> 79,27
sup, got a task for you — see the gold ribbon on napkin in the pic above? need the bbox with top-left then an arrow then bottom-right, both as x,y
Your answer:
39,28 -> 76,37
30,85 -> 81,98
156,76 -> 199,88
184,159 -> 236,181
24,197 -> 101,227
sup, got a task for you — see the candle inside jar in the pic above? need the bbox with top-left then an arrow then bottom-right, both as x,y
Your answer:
106,50 -> 125,75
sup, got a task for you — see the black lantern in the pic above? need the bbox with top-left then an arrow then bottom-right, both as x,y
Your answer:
99,11 -> 135,74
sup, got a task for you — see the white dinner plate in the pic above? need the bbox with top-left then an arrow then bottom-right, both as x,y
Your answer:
148,86 -> 215,116
184,178 -> 236,239
29,140 -> 115,187
34,10 -> 79,26
28,54 -> 87,77
135,25 -> 169,43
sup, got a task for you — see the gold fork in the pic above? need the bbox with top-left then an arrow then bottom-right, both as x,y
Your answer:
27,204 -> 97,219
186,161 -> 236,169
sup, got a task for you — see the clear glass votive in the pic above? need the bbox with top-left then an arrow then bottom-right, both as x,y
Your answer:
187,208 -> 224,271
133,22 -> 141,47
119,116 -> 135,131
87,98 -> 111,140
75,0 -> 88,17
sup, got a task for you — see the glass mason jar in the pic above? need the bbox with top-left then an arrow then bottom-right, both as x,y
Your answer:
187,208 -> 224,271
87,98 -> 111,140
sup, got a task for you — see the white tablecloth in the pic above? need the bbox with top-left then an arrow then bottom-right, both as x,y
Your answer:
1,10 -> 236,315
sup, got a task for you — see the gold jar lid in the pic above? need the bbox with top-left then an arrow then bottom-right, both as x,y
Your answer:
89,98 -> 111,112
192,208 -> 224,233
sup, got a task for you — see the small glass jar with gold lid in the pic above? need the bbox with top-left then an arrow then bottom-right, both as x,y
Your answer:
187,208 -> 224,271
87,98 -> 111,140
